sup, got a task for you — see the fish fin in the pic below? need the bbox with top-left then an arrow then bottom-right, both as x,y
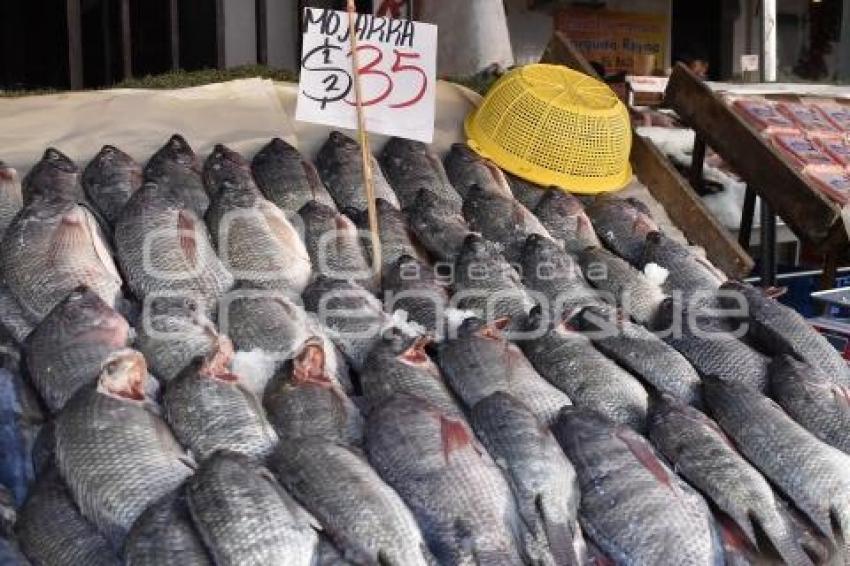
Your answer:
756,506 -> 815,566
261,201 -> 303,250
722,509 -> 759,549
300,160 -> 323,200
177,210 -> 198,266
48,209 -> 88,266
440,415 -> 472,462
536,493 -> 580,566
831,384 -> 850,408
83,208 -> 121,281
763,286 -> 788,299
615,427 -> 673,491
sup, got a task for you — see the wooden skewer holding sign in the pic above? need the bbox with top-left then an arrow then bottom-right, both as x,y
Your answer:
346,0 -> 383,277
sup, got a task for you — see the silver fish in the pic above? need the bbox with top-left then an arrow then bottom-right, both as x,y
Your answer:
443,143 -> 513,200
379,137 -> 462,212
82,145 -> 142,226
143,134 -> 209,216
382,255 -> 450,335
585,197 -> 659,266
202,144 -> 256,197
21,148 -> 84,206
350,198 -> 424,271
533,189 -> 601,254
406,188 -> 473,262
0,161 -> 23,238
505,173 -> 547,210
251,137 -> 336,213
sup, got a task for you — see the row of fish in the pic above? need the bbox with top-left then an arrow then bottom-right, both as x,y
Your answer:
0,128 -> 847,565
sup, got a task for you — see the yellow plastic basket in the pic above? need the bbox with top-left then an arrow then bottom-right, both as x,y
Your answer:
465,64 -> 633,194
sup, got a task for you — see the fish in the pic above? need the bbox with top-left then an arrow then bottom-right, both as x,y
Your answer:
315,131 -> 400,211
551,407 -> 722,564
721,280 -> 850,385
164,347 -> 279,462
25,287 -> 130,413
406,188 -> 473,262
584,197 -> 659,265
54,349 -> 195,545
0,367 -> 43,506
704,376 -> 850,552
521,311 -> 648,431
251,137 -> 336,213
641,231 -> 725,303
115,182 -> 233,316
360,331 -> 462,417
648,396 -> 813,565
263,340 -> 363,446
533,189 -> 601,254
15,471 -> 120,566
453,235 -> 535,328
462,185 -> 553,264
350,198 -> 423,270
21,148 -> 85,206
205,179 -> 311,296
504,172 -> 547,210
134,297 -> 226,382
382,254 -> 449,335
201,143 -> 256,197
438,317 -> 571,425
124,489 -> 213,566
270,438 -> 433,565
0,161 -> 23,238
1,197 -> 123,323
365,394 -> 524,565
0,284 -> 34,345
443,143 -> 513,200
520,234 -> 607,322
578,246 -> 666,325
654,298 -> 770,392
302,276 -> 392,373
143,134 -> 209,216
470,392 -> 584,566
186,451 -> 318,566
298,200 -> 374,290
572,305 -> 703,406
770,354 -> 850,456
82,145 -> 143,226
379,137 -> 462,212
314,536 -> 355,566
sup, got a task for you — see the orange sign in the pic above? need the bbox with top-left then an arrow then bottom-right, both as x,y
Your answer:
555,8 -> 668,75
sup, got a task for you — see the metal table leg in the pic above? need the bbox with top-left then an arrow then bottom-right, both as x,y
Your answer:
738,185 -> 756,252
760,200 -> 777,288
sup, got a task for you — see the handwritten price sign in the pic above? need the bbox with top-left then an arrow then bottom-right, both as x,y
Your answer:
295,8 -> 438,143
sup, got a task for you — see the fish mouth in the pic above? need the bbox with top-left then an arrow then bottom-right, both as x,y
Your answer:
199,335 -> 237,382
97,349 -> 148,401
398,335 -> 433,366
291,338 -> 332,386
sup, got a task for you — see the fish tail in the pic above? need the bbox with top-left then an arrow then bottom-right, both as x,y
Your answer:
755,508 -> 814,566
537,497 -> 581,566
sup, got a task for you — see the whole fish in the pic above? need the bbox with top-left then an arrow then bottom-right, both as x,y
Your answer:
521,312 -> 648,431
470,392 -> 584,566
251,137 -> 336,213
143,134 -> 209,216
642,231 -> 724,303
654,299 -> 770,392
579,246 -> 666,325
0,161 -> 23,238
365,394 -> 524,565
186,451 -> 318,566
315,131 -> 400,211
302,277 -> 392,373
721,280 -> 850,385
361,331 -> 461,417
551,408 -> 722,564
350,198 -> 423,270
520,234 -> 606,322
21,148 -> 84,205
704,376 -> 850,550
462,185 -> 552,263
533,189 -> 601,254
573,305 -> 703,406
453,235 -> 535,327
379,137 -> 462,211
649,397 -> 813,565
55,349 -> 195,545
202,143 -> 256,197
263,339 -> 363,446
164,347 -> 279,462
25,287 -> 130,413
15,471 -> 119,566
770,354 -> 850,455
382,254 -> 449,334
115,182 -> 233,316
585,197 -> 659,265
270,438 -> 433,565
125,489 -> 213,566
206,179 -> 311,296
443,143 -> 513,200
0,368 -> 43,506
298,200 -> 373,289
82,145 -> 142,226
505,172 -> 547,210
0,284 -> 33,345
406,188 -> 473,262
438,317 -> 571,425
2,197 -> 123,322
134,298 -> 226,382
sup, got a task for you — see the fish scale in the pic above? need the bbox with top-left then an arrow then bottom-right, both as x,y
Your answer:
406,188 -> 473,262
251,137 -> 337,213
379,137 -> 462,212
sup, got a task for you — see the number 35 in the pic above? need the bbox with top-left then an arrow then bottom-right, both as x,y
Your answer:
346,47 -> 427,109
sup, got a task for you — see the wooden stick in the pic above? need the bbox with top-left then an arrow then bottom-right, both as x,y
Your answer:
346,0 -> 383,278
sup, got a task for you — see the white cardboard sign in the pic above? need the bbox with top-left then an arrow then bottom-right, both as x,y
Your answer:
296,8 -> 438,143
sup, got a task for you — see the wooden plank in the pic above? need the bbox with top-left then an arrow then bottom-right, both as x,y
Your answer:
665,63 -> 845,252
256,0 -> 268,65
170,0 -> 180,70
121,0 -> 132,78
541,31 -> 599,78
216,0 -> 226,69
66,0 -> 83,89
